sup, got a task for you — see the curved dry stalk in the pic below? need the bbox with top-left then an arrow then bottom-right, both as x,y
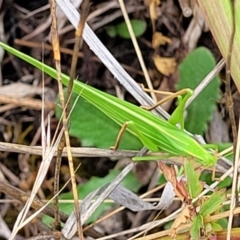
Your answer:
118,0 -> 157,102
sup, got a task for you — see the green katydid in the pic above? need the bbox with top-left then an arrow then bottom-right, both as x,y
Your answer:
0,42 -> 217,166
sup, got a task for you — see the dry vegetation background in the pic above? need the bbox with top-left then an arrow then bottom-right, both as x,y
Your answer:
0,0 -> 238,239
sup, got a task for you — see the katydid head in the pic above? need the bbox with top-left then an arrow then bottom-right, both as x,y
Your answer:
197,153 -> 217,167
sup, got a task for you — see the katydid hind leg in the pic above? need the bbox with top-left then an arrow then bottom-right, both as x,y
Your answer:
211,166 -> 221,181
110,121 -> 159,152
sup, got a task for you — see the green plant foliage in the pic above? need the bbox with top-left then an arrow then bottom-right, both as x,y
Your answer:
190,214 -> 203,240
183,159 -> 227,238
190,189 -> 226,239
56,92 -> 142,150
200,172 -> 232,189
215,218 -> 228,229
105,19 -> 147,39
184,159 -> 203,198
157,174 -> 167,185
211,221 -> 223,231
105,26 -> 117,38
43,169 -> 142,225
176,47 -> 220,134
189,189 -> 226,238
199,189 -> 226,217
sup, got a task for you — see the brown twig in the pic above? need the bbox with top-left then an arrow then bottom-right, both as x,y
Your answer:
50,0 -> 64,232
64,0 -> 90,238
50,0 -> 84,236
0,142 -> 138,157
225,0 -> 239,229
50,0 -> 90,238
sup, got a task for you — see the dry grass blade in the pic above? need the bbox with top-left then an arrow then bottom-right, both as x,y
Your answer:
7,116 -> 64,239
185,58 -> 225,108
5,76 -> 52,238
82,184 -> 165,231
55,0 -> 170,120
62,162 -> 136,238
198,0 -> 240,90
226,1 -> 239,238
224,0 -> 237,167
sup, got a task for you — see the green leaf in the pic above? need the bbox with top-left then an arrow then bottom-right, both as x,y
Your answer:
106,19 -> 147,39
56,92 -> 143,150
211,221 -> 223,231
105,26 -> 117,38
215,218 -> 228,229
43,170 -> 142,225
184,159 -> 204,198
199,189 -> 226,217
190,214 -> 203,239
176,47 -> 220,134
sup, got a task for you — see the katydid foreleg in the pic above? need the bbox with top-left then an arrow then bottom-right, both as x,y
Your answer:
140,88 -> 193,129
